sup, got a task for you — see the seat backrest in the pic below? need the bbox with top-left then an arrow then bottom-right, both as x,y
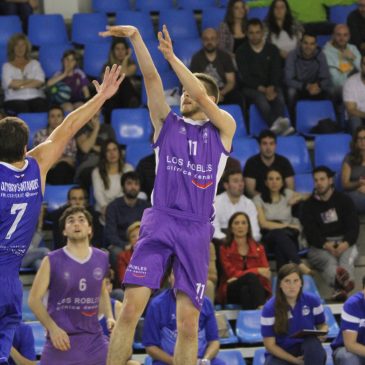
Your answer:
231,138 -> 259,169
18,112 -> 48,148
174,38 -> 202,67
252,348 -> 266,365
28,14 -> 68,46
314,134 -> 351,172
72,13 -> 109,45
126,142 -> 153,167
247,6 -> 269,20
324,306 -> 340,339
329,4 -> 357,24
43,184 -> 76,212
236,310 -> 263,344
216,350 -> 246,365
83,42 -> 110,78
115,11 -> 155,40
249,104 -> 268,137
0,15 -> 22,47
276,136 -> 312,174
39,43 -> 74,78
92,0 -> 130,13
201,8 -> 225,30
296,100 -> 336,134
294,173 -> 314,194
177,0 -> 218,10
159,10 -> 199,39
220,104 -> 247,139
135,0 -> 175,12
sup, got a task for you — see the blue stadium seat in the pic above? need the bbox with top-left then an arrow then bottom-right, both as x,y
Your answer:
217,350 -> 246,365
83,42 -> 110,78
296,100 -> 336,135
201,8 -> 225,30
317,34 -> 331,48
144,356 -> 153,365
115,11 -> 155,41
329,4 -> 357,24
39,43 -> 73,78
314,134 -> 351,172
111,108 -> 152,145
18,112 -> 48,148
159,10 -> 199,39
276,136 -> 312,174
249,104 -> 268,137
0,15 -> 22,47
272,275 -> 321,298
135,0 -> 175,12
72,13 -> 109,46
178,0 -> 218,10
220,104 -> 247,139
294,173 -> 314,194
133,317 -> 145,350
324,306 -> 340,339
126,142 -> 153,167
174,38 -> 202,67
22,288 -> 37,321
247,6 -> 269,20
324,344 -> 334,365
252,348 -> 265,365
28,14 -> 68,47
215,312 -> 239,345
231,138 -> 259,169
28,321 -> 46,356
0,45 -> 7,80
236,309 -> 263,344
43,184 -> 75,212
92,0 -> 130,13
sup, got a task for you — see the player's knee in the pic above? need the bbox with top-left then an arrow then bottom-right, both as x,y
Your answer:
176,315 -> 199,340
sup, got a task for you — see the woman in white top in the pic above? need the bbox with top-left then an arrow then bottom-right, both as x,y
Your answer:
254,168 -> 311,274
265,0 -> 303,60
2,33 -> 47,115
92,139 -> 134,222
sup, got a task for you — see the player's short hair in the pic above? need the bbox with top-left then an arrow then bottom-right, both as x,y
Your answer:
193,73 -> 220,104
59,206 -> 93,233
0,117 -> 29,163
258,129 -> 277,143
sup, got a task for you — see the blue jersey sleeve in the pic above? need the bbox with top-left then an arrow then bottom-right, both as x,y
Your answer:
311,294 -> 325,325
203,298 -> 219,342
261,299 -> 276,338
142,300 -> 163,348
341,298 -> 362,332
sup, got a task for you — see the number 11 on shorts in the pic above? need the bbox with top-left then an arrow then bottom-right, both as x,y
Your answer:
196,283 -> 205,300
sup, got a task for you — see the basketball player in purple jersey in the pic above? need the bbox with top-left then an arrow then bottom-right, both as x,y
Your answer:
99,26 -> 236,365
28,206 -> 114,365
0,65 -> 124,365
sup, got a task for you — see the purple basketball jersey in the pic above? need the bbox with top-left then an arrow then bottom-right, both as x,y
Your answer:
47,247 -> 108,335
0,157 -> 42,273
152,111 -> 229,220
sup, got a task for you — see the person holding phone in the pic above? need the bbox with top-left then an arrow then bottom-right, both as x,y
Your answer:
261,263 -> 328,365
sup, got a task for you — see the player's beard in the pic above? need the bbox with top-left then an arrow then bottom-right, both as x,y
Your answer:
124,190 -> 139,199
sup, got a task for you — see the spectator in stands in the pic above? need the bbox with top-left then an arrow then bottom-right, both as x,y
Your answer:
213,170 -> 261,241
324,24 -> 361,108
8,322 -> 37,365
0,0 -> 37,32
265,0 -> 303,60
47,186 -> 102,249
104,171 -> 150,270
285,32 -> 332,123
190,28 -> 242,107
136,152 -> 155,200
46,49 -> 90,113
342,126 -> 365,213
75,110 -> 116,190
243,130 -> 295,197
102,39 -> 140,124
33,105 -> 77,185
261,263 -> 328,365
301,166 -> 359,301
117,221 -> 140,282
332,275 -> 365,364
218,212 -> 271,308
2,33 -> 47,115
343,54 -> 365,134
218,0 -> 248,58
254,168 -> 311,274
91,139 -> 134,223
142,269 -> 226,365
236,19 -> 293,135
348,0 -> 365,53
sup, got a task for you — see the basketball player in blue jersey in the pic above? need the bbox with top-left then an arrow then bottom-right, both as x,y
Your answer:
99,26 -> 236,365
0,65 -> 124,365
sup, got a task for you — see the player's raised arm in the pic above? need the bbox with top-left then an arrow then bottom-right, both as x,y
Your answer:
99,25 -> 170,137
158,25 -> 236,150
28,65 -> 124,190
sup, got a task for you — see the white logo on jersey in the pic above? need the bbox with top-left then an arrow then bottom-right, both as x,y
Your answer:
64,272 -> 70,280
93,267 -> 103,280
14,174 -> 24,179
302,305 -> 310,316
179,126 -> 186,135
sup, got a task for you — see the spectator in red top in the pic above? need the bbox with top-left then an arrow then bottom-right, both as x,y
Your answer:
218,212 -> 271,308
117,221 -> 140,282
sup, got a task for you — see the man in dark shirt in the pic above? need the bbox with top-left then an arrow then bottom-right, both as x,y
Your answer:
236,18 -> 293,135
104,171 -> 150,270
190,27 -> 242,106
348,0 -> 365,53
136,153 -> 155,200
301,166 -> 359,301
243,130 -> 294,197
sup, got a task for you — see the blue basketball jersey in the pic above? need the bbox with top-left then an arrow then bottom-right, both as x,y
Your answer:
0,157 -> 42,273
